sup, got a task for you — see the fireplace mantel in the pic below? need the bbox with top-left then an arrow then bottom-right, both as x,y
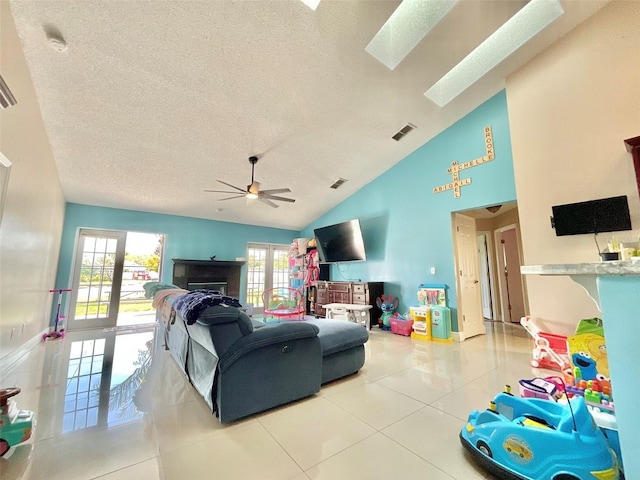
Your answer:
172,258 -> 246,299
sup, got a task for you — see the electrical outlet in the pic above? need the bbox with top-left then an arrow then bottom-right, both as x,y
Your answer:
430,267 -> 436,275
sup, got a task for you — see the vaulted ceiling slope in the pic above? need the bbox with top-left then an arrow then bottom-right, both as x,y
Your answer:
8,0 -> 607,230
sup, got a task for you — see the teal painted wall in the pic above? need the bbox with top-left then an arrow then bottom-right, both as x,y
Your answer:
301,91 -> 516,331
55,203 -> 298,311
55,92 -> 515,330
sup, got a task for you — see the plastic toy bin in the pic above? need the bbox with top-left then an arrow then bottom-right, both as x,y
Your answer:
391,318 -> 413,336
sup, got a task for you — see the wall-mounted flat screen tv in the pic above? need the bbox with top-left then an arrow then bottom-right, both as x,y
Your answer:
551,195 -> 632,236
314,219 -> 366,262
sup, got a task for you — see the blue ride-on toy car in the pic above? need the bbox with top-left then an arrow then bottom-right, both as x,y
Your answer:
459,387 -> 621,480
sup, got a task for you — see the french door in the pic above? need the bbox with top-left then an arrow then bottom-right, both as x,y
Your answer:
246,243 -> 290,315
67,229 -> 126,330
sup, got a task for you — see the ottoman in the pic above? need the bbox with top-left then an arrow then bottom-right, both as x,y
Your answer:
304,318 -> 369,384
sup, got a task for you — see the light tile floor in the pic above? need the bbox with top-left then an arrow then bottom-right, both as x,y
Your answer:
0,320 -> 554,480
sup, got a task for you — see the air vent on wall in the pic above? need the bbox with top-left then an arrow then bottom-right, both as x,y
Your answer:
392,123 -> 416,141
330,178 -> 348,189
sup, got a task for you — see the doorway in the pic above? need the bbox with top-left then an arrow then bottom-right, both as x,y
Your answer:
68,229 -> 164,330
495,225 -> 527,323
477,232 -> 497,320
246,243 -> 290,316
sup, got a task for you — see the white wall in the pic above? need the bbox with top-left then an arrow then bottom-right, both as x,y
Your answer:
507,1 -> 640,331
0,2 -> 66,366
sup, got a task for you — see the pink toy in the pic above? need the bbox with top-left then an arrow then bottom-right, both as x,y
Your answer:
519,377 -> 559,400
520,316 -> 569,371
42,288 -> 72,341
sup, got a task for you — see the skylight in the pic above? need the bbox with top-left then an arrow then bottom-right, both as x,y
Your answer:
424,0 -> 564,107
365,0 -> 458,70
300,0 -> 321,11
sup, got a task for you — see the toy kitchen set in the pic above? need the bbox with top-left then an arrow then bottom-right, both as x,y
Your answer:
410,284 -> 452,343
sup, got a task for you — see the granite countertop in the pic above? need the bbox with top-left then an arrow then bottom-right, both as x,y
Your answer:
521,260 -> 640,276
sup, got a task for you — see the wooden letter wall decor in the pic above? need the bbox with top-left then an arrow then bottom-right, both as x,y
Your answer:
433,126 -> 494,198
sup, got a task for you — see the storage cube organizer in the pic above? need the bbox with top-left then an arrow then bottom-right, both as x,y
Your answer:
391,317 -> 413,336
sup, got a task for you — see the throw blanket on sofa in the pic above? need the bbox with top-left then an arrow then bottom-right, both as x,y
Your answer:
173,290 -> 243,325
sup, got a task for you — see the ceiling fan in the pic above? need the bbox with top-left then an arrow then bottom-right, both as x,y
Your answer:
205,156 -> 295,208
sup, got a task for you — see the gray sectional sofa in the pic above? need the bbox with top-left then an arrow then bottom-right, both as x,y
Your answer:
157,301 -> 369,423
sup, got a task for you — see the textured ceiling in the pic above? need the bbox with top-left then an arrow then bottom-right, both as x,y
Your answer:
8,0 -> 607,230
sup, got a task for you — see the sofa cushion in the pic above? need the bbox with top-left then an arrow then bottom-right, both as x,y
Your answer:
195,305 -> 254,357
305,319 -> 368,356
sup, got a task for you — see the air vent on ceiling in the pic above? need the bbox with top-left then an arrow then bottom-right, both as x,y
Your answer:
330,178 -> 348,189
392,123 -> 416,141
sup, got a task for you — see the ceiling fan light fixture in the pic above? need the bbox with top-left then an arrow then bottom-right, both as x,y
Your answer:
206,155 -> 294,208
365,0 -> 458,70
486,205 -> 502,214
424,0 -> 564,107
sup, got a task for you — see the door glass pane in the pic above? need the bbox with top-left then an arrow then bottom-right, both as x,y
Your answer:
76,235 -> 116,320
273,249 -> 290,289
246,244 -> 291,314
63,337 -> 105,433
247,247 -> 266,308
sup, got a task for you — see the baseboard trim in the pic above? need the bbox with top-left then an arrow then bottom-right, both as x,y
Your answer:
452,331 -> 464,342
0,330 -> 47,378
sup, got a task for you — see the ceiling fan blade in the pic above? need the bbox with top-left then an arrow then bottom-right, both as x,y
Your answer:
217,180 -> 247,193
258,197 -> 279,208
218,194 -> 246,201
260,194 -> 295,203
204,189 -> 243,194
258,188 -> 291,195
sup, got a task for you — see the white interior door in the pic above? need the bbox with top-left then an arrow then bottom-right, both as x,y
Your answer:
454,214 -> 485,339
67,229 -> 126,330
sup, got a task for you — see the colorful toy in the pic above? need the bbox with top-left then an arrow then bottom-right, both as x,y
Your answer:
520,316 -> 569,371
410,306 -> 430,339
42,288 -> 72,341
417,283 -> 447,306
567,318 -> 609,381
460,386 -> 621,480
0,388 -> 35,457
518,377 -> 559,401
430,305 -> 452,342
565,377 -> 614,413
376,294 -> 398,330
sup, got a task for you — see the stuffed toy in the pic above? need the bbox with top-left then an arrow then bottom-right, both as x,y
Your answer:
376,294 -> 399,330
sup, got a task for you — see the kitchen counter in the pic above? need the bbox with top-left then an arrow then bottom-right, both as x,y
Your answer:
521,261 -> 639,477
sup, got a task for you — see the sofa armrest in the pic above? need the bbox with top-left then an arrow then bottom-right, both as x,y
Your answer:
218,322 -> 319,372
